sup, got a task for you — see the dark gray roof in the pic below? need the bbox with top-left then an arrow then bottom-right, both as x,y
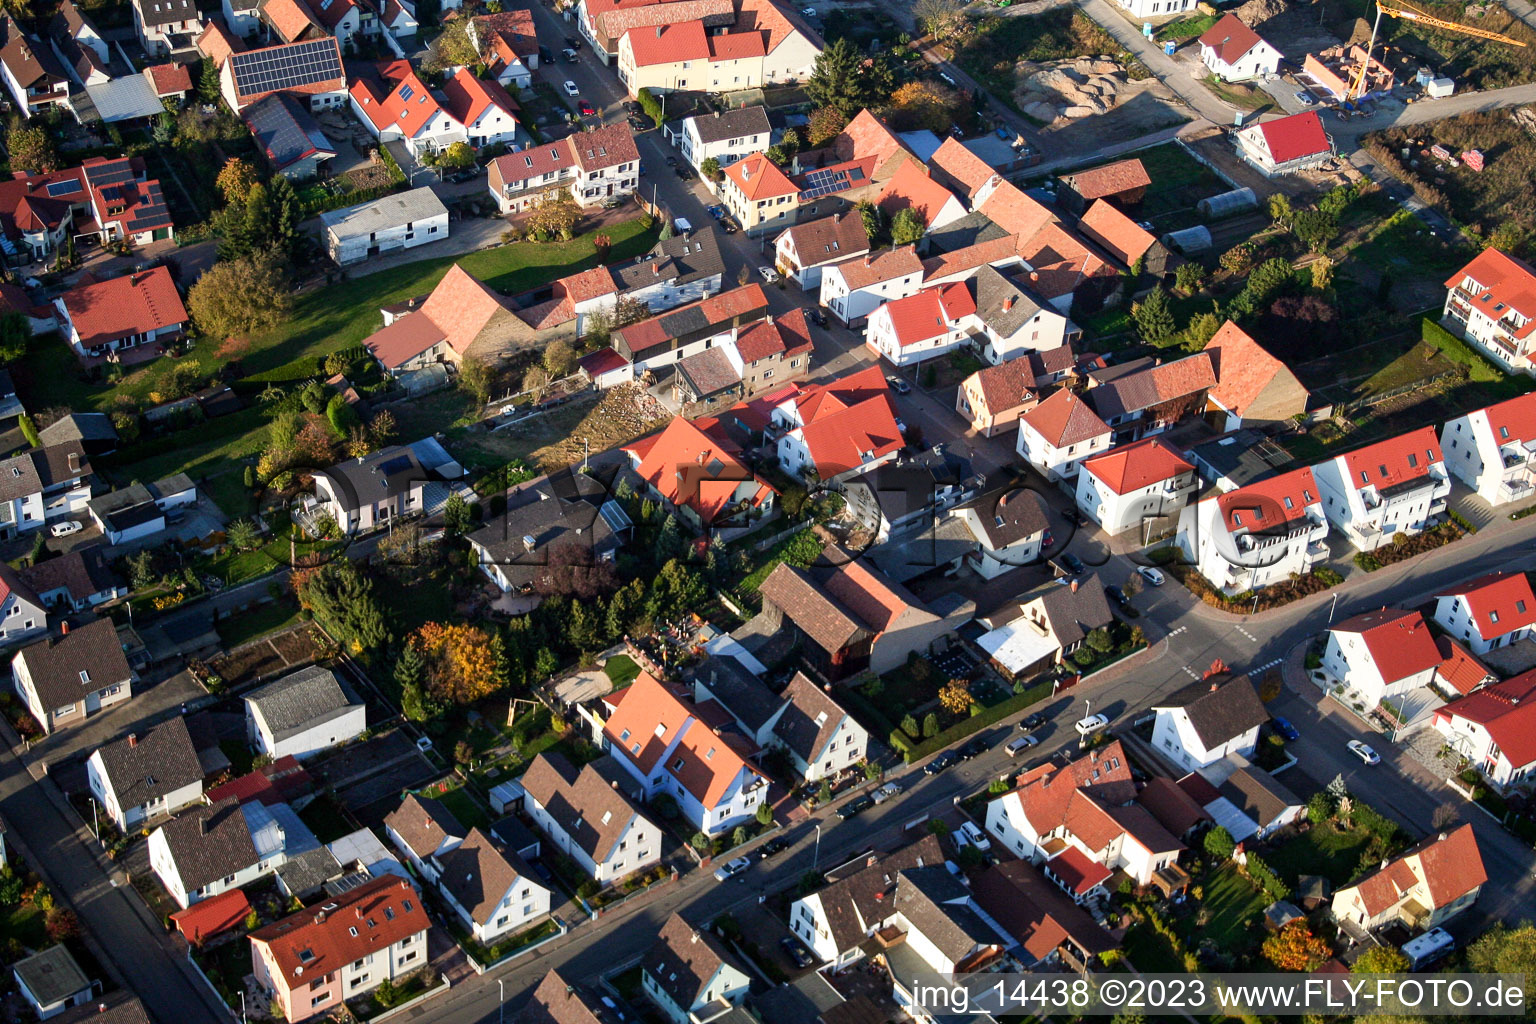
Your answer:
972,264 -> 1044,337
134,0 -> 198,28
22,546 -> 120,604
275,844 -> 343,897
925,210 -> 1010,255
245,665 -> 358,742
51,993 -> 153,1024
242,91 -> 335,171
1218,766 -> 1301,828
314,446 -> 426,513
434,827 -> 531,925
771,672 -> 849,764
519,752 -> 651,864
675,346 -> 741,398
1155,673 -> 1268,750
157,799 -> 259,892
0,447 -> 43,502
845,447 -> 975,527
1085,353 -> 1216,421
691,655 -> 782,734
811,835 -> 945,953
13,945 -> 91,1007
960,487 -> 1049,549
467,471 -> 625,588
688,106 -> 770,145
16,617 -> 132,712
39,413 -> 117,446
646,913 -> 742,1011
892,866 -> 1004,961
93,717 -> 202,809
1023,574 -> 1113,647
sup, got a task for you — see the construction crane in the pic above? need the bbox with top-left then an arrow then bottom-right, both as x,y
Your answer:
1348,1 -> 1527,101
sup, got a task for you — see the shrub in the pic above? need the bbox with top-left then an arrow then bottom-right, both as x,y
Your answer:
922,713 -> 939,738
1245,854 -> 1290,901
1203,826 -> 1235,859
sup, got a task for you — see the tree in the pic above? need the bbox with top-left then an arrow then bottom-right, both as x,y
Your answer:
1261,921 -> 1330,971
857,201 -> 886,247
921,712 -> 939,738
152,111 -> 176,145
1203,826 -> 1235,859
293,562 -> 392,659
522,365 -> 550,398
44,907 -> 80,942
1290,209 -> 1337,253
938,678 -> 971,714
1306,791 -> 1333,824
17,413 -> 38,448
6,120 -> 58,173
756,802 -> 773,826
411,622 -> 504,704
913,0 -> 967,41
216,158 -> 259,206
1174,262 -> 1204,294
370,409 -> 397,445
731,825 -> 749,847
886,80 -> 963,135
423,18 -> 482,72
0,311 -> 34,363
543,339 -> 577,378
1467,924 -> 1536,1002
890,207 -> 925,246
700,156 -> 721,181
806,106 -> 848,148
442,493 -> 470,536
459,354 -> 495,405
1132,287 -> 1176,345
263,174 -> 303,259
818,778 -> 832,804
1219,242 -> 1255,275
526,190 -> 581,240
1310,253 -> 1335,291
226,518 -> 261,551
198,57 -> 221,101
535,541 -> 619,601
1266,192 -> 1292,226
1182,310 -> 1221,351
188,251 -> 293,341
1352,945 -> 1409,974
901,713 -> 919,738
438,141 -> 475,170
764,144 -> 789,166
689,831 -> 710,852
806,38 -> 893,119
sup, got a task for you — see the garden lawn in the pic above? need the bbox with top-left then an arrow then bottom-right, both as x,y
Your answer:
604,653 -> 640,687
1181,864 -> 1267,952
1266,823 -> 1374,888
1123,923 -> 1184,972
436,786 -> 491,831
215,601 -> 301,649
738,529 -> 825,595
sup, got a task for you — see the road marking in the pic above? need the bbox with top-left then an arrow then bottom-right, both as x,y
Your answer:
1251,658 -> 1283,674
1235,626 -> 1259,642
1181,665 -> 1199,679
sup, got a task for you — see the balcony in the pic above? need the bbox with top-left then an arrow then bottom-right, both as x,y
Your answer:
1305,539 -> 1329,560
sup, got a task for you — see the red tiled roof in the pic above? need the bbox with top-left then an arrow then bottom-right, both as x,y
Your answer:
1478,390 -> 1536,445
1434,636 -> 1494,697
263,0 -> 322,42
1253,111 -> 1331,165
1046,845 -> 1111,895
372,61 -> 445,138
792,368 -> 903,477
557,265 -> 619,305
921,235 -> 1018,284
61,267 -> 185,348
879,281 -> 974,347
1332,608 -> 1441,686
1062,158 -> 1150,200
928,136 -> 994,198
145,62 -> 192,97
624,21 -> 708,65
876,160 -> 958,228
1077,199 -> 1153,267
622,416 -> 772,523
779,212 -> 870,268
601,671 -> 762,806
1017,221 -> 1115,301
834,109 -> 908,169
490,140 -> 575,187
736,309 -> 812,363
1349,825 -> 1486,917
1447,248 -> 1536,342
709,31 -> 766,60
737,0 -> 802,53
170,889 -> 251,945
197,21 -> 244,65
1198,14 -> 1265,67
1080,437 -> 1193,495
1438,571 -> 1536,640
1204,320 -> 1304,416
364,312 -> 445,370
250,876 -> 426,993
1337,426 -> 1442,494
595,0 -> 731,48
419,264 -> 509,355
1020,388 -> 1109,448
967,360 -> 1036,417
723,152 -> 797,201
441,68 -> 517,128
569,123 -> 640,173
204,755 -> 313,807
473,8 -> 540,57
1439,672 -> 1536,767
822,558 -> 913,634
1214,465 -> 1320,533
1005,741 -> 1136,840
978,179 -> 1054,239
833,245 -> 922,291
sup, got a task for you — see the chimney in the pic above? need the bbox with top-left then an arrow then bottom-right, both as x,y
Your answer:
1070,579 -> 1078,592
833,211 -> 841,222
315,910 -> 327,924
1210,682 -> 1219,692
127,733 -> 137,748
1003,296 -> 1014,312
1029,271 -> 1039,282
655,25 -> 662,36
68,451 -> 79,473
199,816 -> 209,836
864,254 -> 873,266
714,109 -> 721,118
60,621 -> 69,635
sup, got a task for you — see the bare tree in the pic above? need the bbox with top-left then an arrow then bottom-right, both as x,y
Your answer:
913,0 -> 967,42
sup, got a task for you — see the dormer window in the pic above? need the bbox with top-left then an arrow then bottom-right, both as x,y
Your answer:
1408,453 -> 1418,468
654,723 -> 666,738
1283,496 -> 1293,509
672,757 -> 685,770
79,670 -> 91,685
1502,427 -> 1511,439
620,729 -> 631,742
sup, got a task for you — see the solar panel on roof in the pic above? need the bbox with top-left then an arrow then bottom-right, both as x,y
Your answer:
377,455 -> 412,475
44,181 -> 80,198
231,39 -> 342,97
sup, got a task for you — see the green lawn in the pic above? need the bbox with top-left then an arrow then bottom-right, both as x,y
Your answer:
738,529 -> 825,595
195,512 -> 345,588
1358,341 -> 1459,399
1181,865 -> 1268,952
1202,75 -> 1273,112
215,601 -> 301,649
0,901 -> 46,950
203,468 -> 255,520
437,785 -> 492,831
1123,923 -> 1185,972
1267,823 -> 1374,888
604,653 -> 640,687
1159,13 -> 1218,41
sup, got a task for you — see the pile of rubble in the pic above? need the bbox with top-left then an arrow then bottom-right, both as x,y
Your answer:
1232,0 -> 1286,27
1511,104 -> 1536,139
1015,55 -> 1128,122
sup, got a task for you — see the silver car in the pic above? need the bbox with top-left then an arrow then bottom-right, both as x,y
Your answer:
713,856 -> 751,882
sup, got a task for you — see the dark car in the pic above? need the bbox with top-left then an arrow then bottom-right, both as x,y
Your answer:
629,116 -> 650,131
720,219 -> 738,234
780,936 -> 816,969
1061,507 -> 1085,525
447,169 -> 479,184
837,795 -> 874,820
675,166 -> 693,180
539,45 -> 555,63
886,375 -> 912,394
1271,716 -> 1301,741
809,308 -> 828,327
1018,712 -> 1046,732
566,35 -> 583,49
957,737 -> 988,761
758,836 -> 790,859
923,751 -> 957,776
1061,553 -> 1086,575
1105,585 -> 1128,606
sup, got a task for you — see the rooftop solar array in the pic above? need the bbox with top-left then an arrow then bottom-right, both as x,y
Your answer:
44,180 -> 81,198
798,165 -> 864,201
242,93 -> 334,170
230,38 -> 343,98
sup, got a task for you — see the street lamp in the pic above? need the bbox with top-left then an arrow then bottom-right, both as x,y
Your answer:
812,823 -> 822,869
239,991 -> 247,1024
1328,591 -> 1340,625
499,979 -> 505,1024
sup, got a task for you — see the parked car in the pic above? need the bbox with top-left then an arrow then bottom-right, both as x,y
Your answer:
1105,585 -> 1128,606
579,101 -> 597,116
1019,712 -> 1046,732
1347,740 -> 1380,765
886,375 -> 912,394
565,35 -> 583,49
1295,90 -> 1315,105
563,80 -> 580,96
562,49 -> 578,63
539,45 -> 555,63
957,737 -> 989,761
809,308 -> 828,327
706,204 -> 725,218
1074,713 -> 1110,736
958,821 -> 991,852
923,751 -> 957,775
1271,716 -> 1301,741
1006,735 -> 1038,757
757,837 -> 790,859
675,166 -> 693,180
1061,553 -> 1086,575
49,520 -> 83,537
780,936 -> 816,969
837,795 -> 874,820
1137,565 -> 1166,586
758,265 -> 779,283
720,219 -> 738,234
871,782 -> 903,804
713,856 -> 751,881
601,196 -> 623,209
800,6 -> 816,14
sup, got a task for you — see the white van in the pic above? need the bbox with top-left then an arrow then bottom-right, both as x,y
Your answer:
1075,713 -> 1110,737
1402,927 -> 1455,970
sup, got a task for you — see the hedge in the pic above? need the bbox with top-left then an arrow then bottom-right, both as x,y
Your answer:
1244,853 -> 1290,902
900,681 -> 1053,763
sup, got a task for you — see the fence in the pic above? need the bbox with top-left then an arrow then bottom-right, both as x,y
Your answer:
745,518 -> 814,553
466,916 -> 570,975
574,868 -> 680,920
370,977 -> 453,1023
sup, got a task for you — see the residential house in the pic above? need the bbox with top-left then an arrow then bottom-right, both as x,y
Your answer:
86,718 -> 204,831
863,281 -> 976,368
774,212 -> 871,292
348,63 -> 465,158
145,61 -> 194,103
953,487 -> 1051,580
321,187 -> 449,266
1150,673 -> 1269,774
1077,200 -> 1166,278
771,365 -> 904,483
576,0 -> 732,62
1329,825 -> 1485,936
957,359 -> 1040,438
967,265 -> 1075,366
51,1 -> 111,89
819,245 -> 924,326
242,91 -> 337,180
789,835 -> 946,967
612,0 -> 818,95
679,105 -> 770,173
521,753 -> 661,884
220,37 -> 347,112
1441,247 -> 1536,374
1197,14 -> 1282,82
223,0 -> 262,36
54,267 -> 187,369
718,152 -> 798,237
133,0 -> 202,56
1433,636 -> 1496,701
972,861 -> 1119,970
1202,321 -> 1310,431
362,265 -> 521,374
1433,571 -> 1536,655
1175,465 -> 1330,595
1075,437 -> 1197,538
876,160 -> 966,231
1441,392 -> 1536,505
20,549 -> 122,614
312,446 -> 427,532
148,798 -> 320,908
622,416 -> 775,529
250,875 -> 428,1024
0,442 -> 91,538
1205,760 -> 1304,842
1109,0 -> 1198,23
49,994 -> 151,1024
245,665 -> 366,761
0,16 -> 72,116
1016,388 -> 1112,482
984,741 -> 1185,890
1234,111 -> 1335,177
1433,670 -> 1536,789
606,284 -> 768,381
13,945 -> 93,1020
1085,352 -> 1217,443
665,310 -> 814,415
441,70 -> 520,149
843,445 -> 978,542
383,793 -> 464,884
601,671 -> 769,835
467,469 -> 630,597
975,576 -> 1113,678
1310,426 -> 1449,551
486,125 -> 640,214
1322,608 -> 1442,710
0,157 -> 174,263
84,473 -> 196,546
0,566 -> 50,645
433,827 -> 550,943
1057,158 -> 1150,215
880,867 -> 1014,980
467,10 -> 539,88
755,552 -> 973,678
642,913 -> 752,1024
517,972 -> 614,1024
12,618 -> 133,734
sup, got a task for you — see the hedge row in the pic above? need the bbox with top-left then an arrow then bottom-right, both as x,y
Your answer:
898,681 -> 1053,764
1244,852 -> 1290,902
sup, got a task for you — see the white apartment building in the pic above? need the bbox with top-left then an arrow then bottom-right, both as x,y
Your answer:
1442,248 -> 1536,374
1176,466 -> 1330,595
1441,392 -> 1536,506
1310,426 -> 1449,552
